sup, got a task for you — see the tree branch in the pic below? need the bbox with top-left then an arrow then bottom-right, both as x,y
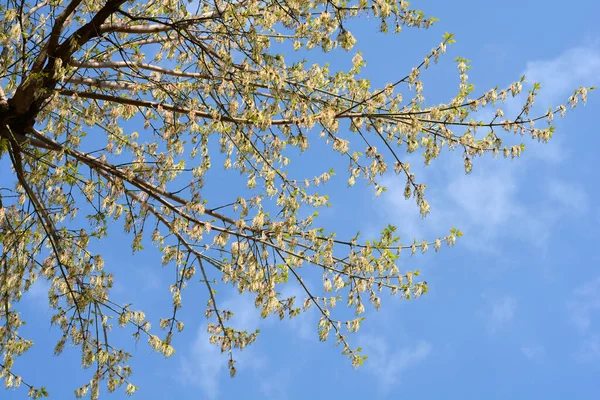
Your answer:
69,59 -> 213,79
62,76 -> 138,91
99,6 -> 229,34
10,0 -> 128,116
33,0 -> 85,73
8,142 -> 86,333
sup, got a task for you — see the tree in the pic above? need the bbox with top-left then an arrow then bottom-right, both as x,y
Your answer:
0,0 -> 592,397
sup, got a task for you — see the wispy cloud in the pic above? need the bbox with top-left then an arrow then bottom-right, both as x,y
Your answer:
521,344 -> 545,360
178,323 -> 267,399
504,45 -> 600,163
177,292 -> 266,398
446,166 -> 518,233
380,156 -> 591,256
497,44 -> 600,119
380,161 -> 553,252
277,285 -> 318,341
139,269 -> 162,292
546,180 -> 589,215
178,325 -> 226,398
481,294 -> 518,334
578,336 -> 600,361
23,278 -> 51,310
177,288 -> 316,398
523,45 -> 600,107
375,44 -> 600,255
259,370 -> 291,400
478,45 -> 600,165
357,334 -> 432,392
568,277 -> 600,332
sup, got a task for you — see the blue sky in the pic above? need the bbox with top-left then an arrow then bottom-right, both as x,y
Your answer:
5,0 -> 600,399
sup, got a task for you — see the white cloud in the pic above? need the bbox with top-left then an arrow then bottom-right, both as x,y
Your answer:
546,180 -> 589,215
259,370 -> 291,400
138,269 -> 162,292
26,278 -> 50,299
178,323 -> 267,399
444,164 -> 559,252
521,344 -> 545,360
177,287 -> 317,398
526,139 -> 568,165
176,293 -> 266,398
380,144 -> 593,255
523,45 -> 600,107
567,278 -> 600,363
494,45 -> 600,120
568,277 -> 600,332
374,45 -> 600,255
447,166 -> 517,230
178,325 -> 225,398
277,285 -> 318,341
482,295 -> 517,334
479,45 -> 600,165
378,189 -> 430,241
221,293 -> 263,331
578,336 -> 600,361
357,334 -> 432,392
380,161 -> 554,252
24,278 -> 51,310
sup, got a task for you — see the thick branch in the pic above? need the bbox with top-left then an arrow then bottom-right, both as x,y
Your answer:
55,89 -> 430,127
69,60 -> 213,79
99,23 -> 177,34
57,89 -> 253,124
8,143 -> 86,332
35,0 -> 85,72
63,76 -> 138,91
26,0 -> 49,17
99,6 -> 227,34
9,0 -> 128,116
